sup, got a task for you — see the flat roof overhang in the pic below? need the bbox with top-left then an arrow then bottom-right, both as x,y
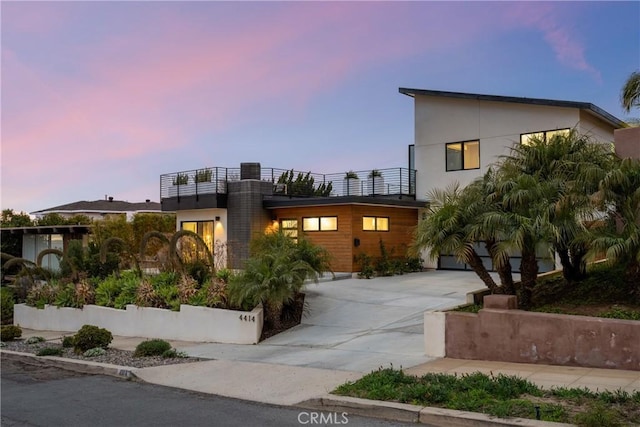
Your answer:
0,225 -> 92,235
161,194 -> 228,211
399,87 -> 626,129
263,195 -> 427,209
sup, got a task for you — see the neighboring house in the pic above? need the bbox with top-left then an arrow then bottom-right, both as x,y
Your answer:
31,197 -> 162,221
399,88 -> 626,271
1,198 -> 163,271
160,163 -> 423,272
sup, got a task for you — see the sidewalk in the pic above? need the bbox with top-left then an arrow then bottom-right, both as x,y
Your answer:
4,328 -> 639,427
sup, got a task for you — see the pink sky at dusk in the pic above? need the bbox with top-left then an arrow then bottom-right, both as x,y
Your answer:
1,1 -> 638,214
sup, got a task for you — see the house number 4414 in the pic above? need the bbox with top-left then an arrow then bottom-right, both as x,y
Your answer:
239,315 -> 256,322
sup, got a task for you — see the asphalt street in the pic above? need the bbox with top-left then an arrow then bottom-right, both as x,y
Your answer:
1,357 -> 416,427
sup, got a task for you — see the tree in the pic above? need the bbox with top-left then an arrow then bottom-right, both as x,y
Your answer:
1,209 -> 33,227
621,70 -> 640,113
1,209 -> 34,256
227,230 -> 329,329
497,129 -> 614,282
591,157 -> 640,296
412,182 -> 503,294
276,170 -> 332,197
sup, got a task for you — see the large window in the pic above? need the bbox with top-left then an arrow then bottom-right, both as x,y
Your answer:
446,140 -> 480,171
302,216 -> 337,232
181,220 -> 214,251
362,216 -> 389,231
520,128 -> 570,145
280,219 -> 298,242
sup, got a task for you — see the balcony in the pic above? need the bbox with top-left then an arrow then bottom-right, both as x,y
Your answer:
160,166 -> 416,210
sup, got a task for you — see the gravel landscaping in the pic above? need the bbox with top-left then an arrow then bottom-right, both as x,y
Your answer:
1,339 -> 207,369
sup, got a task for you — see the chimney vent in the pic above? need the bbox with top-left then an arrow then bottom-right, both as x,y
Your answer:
146,199 -> 150,203
108,196 -> 114,202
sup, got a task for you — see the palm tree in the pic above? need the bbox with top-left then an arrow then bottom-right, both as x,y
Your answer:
498,129 -> 614,282
412,182 -> 502,293
591,158 -> 640,294
482,172 -> 557,308
621,70 -> 640,113
227,251 -> 315,329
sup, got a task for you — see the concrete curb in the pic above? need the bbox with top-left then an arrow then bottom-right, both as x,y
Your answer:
0,350 -> 138,379
298,395 -> 575,427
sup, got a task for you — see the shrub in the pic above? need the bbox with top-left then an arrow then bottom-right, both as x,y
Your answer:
37,347 -> 63,357
162,348 -> 188,358
1,287 -> 14,325
72,325 -> 113,353
185,259 -> 212,286
54,283 -> 81,308
134,339 -> 172,357
26,282 -> 57,309
1,325 -> 22,341
83,347 -> 107,357
26,336 -> 45,344
61,336 -> 75,348
95,270 -> 139,308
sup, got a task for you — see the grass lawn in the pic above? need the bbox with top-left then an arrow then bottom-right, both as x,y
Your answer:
333,368 -> 640,426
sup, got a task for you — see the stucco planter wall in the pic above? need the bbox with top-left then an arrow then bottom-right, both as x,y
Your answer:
425,295 -> 640,371
14,303 -> 263,344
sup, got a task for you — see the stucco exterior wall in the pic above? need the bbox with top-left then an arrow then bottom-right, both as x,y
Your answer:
175,208 -> 228,267
614,127 -> 640,159
444,296 -> 640,370
412,95 -> 616,197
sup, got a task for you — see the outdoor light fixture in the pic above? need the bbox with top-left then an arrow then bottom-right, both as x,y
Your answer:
215,216 -> 221,221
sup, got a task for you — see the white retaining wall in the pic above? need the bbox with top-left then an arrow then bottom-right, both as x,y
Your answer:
14,303 -> 263,344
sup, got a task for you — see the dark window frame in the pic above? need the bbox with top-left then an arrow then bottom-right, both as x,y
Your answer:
279,218 -> 299,241
520,128 -> 571,145
302,216 -> 338,232
362,216 -> 390,232
445,140 -> 480,172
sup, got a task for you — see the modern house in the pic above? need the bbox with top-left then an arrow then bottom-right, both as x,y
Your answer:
399,88 -> 626,270
160,163 -> 423,272
1,198 -> 164,271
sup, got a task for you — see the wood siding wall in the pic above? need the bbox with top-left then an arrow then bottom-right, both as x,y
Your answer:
271,205 -> 418,272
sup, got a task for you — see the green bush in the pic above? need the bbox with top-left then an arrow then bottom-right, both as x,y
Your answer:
83,347 -> 107,357
61,336 -> 75,348
185,259 -> 212,286
72,325 -> 113,353
1,325 -> 22,341
37,347 -> 63,357
134,339 -> 172,357
26,336 -> 45,344
1,287 -> 14,325
162,348 -> 188,358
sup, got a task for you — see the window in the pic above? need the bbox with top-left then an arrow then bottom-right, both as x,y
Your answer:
520,128 -> 570,145
363,216 -> 389,231
181,220 -> 214,251
280,219 -> 298,242
302,216 -> 337,231
446,140 -> 480,171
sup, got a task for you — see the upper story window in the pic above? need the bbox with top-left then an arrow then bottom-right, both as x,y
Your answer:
302,216 -> 337,232
363,216 -> 389,231
446,140 -> 480,171
520,128 -> 570,145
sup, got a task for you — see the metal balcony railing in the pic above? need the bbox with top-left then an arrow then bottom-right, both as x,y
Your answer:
160,167 -> 416,200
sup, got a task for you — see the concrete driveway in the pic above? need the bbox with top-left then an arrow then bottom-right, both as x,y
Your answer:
181,270 -> 491,373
